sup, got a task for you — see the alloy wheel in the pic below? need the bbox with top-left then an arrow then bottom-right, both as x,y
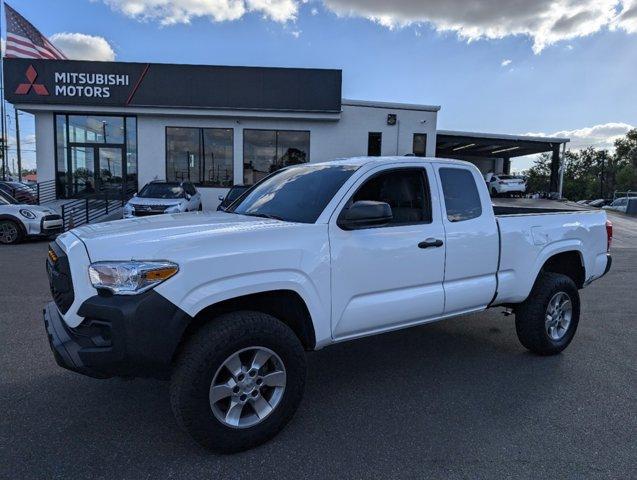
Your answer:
545,291 -> 573,341
209,346 -> 286,429
0,221 -> 18,244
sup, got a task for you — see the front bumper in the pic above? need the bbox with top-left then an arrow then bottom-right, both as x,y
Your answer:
43,290 -> 192,380
40,215 -> 64,236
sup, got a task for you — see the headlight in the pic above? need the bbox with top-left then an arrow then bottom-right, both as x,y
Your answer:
19,209 -> 36,219
88,261 -> 179,295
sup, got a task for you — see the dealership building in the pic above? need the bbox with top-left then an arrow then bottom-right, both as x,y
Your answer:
4,58 -> 568,208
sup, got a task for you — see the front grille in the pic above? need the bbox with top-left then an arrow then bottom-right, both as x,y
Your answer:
43,214 -> 62,221
132,210 -> 165,217
46,242 -> 74,314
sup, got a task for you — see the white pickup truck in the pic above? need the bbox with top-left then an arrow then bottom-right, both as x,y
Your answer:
43,157 -> 612,453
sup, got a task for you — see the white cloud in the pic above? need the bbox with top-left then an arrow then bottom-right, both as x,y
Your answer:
501,58 -> 512,67
50,33 -> 116,61
321,0 -> 635,53
102,0 -> 298,24
527,122 -> 635,151
97,1 -> 637,52
615,0 -> 637,32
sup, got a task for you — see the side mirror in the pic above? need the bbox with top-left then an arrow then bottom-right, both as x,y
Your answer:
218,194 -> 225,201
338,201 -> 393,230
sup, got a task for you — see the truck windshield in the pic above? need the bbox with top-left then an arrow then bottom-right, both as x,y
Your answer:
228,165 -> 358,223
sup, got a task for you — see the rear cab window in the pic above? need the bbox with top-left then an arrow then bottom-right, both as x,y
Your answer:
439,167 -> 482,222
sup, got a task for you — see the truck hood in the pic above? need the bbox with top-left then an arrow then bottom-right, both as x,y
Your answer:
70,211 -> 296,261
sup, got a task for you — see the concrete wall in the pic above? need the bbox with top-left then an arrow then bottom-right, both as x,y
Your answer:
34,112 -> 55,183
31,103 -> 438,209
137,103 -> 438,208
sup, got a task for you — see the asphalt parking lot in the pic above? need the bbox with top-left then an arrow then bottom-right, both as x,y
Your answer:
1,212 -> 635,480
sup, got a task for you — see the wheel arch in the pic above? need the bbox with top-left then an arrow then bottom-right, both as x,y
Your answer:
173,289 -> 317,363
537,249 -> 586,289
0,214 -> 27,237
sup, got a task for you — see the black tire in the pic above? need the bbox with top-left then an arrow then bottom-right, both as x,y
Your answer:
515,272 -> 580,355
198,203 -> 203,211
170,311 -> 306,453
0,219 -> 23,245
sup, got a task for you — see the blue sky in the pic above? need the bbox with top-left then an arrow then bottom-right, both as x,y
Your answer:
4,0 -> 637,171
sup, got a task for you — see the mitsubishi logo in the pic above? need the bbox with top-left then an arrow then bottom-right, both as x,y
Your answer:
15,65 -> 49,95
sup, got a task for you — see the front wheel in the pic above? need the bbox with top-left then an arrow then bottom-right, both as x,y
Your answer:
515,272 -> 580,355
0,220 -> 23,245
170,311 -> 306,453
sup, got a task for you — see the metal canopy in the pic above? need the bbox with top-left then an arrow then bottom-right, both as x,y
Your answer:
436,130 -> 569,159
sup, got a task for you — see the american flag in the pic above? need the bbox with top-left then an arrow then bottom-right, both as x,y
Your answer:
4,3 -> 67,59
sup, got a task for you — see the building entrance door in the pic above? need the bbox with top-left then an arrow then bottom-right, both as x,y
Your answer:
68,145 -> 124,197
96,147 -> 124,196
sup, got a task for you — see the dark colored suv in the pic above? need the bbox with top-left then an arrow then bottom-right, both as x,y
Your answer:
217,185 -> 252,211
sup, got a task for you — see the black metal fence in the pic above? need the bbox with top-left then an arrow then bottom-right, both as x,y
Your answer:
35,180 -> 57,205
60,185 -> 136,231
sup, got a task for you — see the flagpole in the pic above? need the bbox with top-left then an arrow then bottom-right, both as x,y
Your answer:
0,0 -> 7,180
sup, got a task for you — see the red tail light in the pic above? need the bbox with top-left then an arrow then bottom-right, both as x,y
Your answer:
606,220 -> 613,252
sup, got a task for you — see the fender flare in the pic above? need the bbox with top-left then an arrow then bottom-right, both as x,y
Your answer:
158,269 -> 331,348
528,240 -> 585,292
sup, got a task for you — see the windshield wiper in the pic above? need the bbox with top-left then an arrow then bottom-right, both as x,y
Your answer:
243,212 -> 285,221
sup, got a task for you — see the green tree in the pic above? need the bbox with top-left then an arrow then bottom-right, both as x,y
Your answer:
524,129 -> 637,201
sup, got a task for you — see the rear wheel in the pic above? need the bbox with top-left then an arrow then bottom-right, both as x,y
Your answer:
170,311 -> 306,453
515,272 -> 580,355
0,220 -> 22,245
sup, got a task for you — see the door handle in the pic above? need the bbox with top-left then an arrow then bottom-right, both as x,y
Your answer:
418,238 -> 444,249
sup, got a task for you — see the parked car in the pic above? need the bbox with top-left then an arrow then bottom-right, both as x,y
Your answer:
216,184 -> 252,211
603,197 -> 630,213
0,190 -> 63,244
485,173 -> 527,197
44,157 -> 611,453
0,180 -> 38,204
123,181 -> 202,218
586,199 -> 608,208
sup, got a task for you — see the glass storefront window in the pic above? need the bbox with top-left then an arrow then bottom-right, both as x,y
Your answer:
243,129 -> 310,185
166,127 -> 201,184
68,115 -> 125,144
55,114 -> 137,198
126,117 -> 138,194
55,115 -> 68,198
166,127 -> 234,187
203,128 -> 234,187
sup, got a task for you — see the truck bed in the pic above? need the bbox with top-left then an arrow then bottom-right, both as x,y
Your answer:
493,205 -> 589,216
493,208 -> 608,305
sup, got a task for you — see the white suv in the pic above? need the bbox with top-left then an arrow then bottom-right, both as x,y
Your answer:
123,181 -> 202,219
485,173 -> 527,197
